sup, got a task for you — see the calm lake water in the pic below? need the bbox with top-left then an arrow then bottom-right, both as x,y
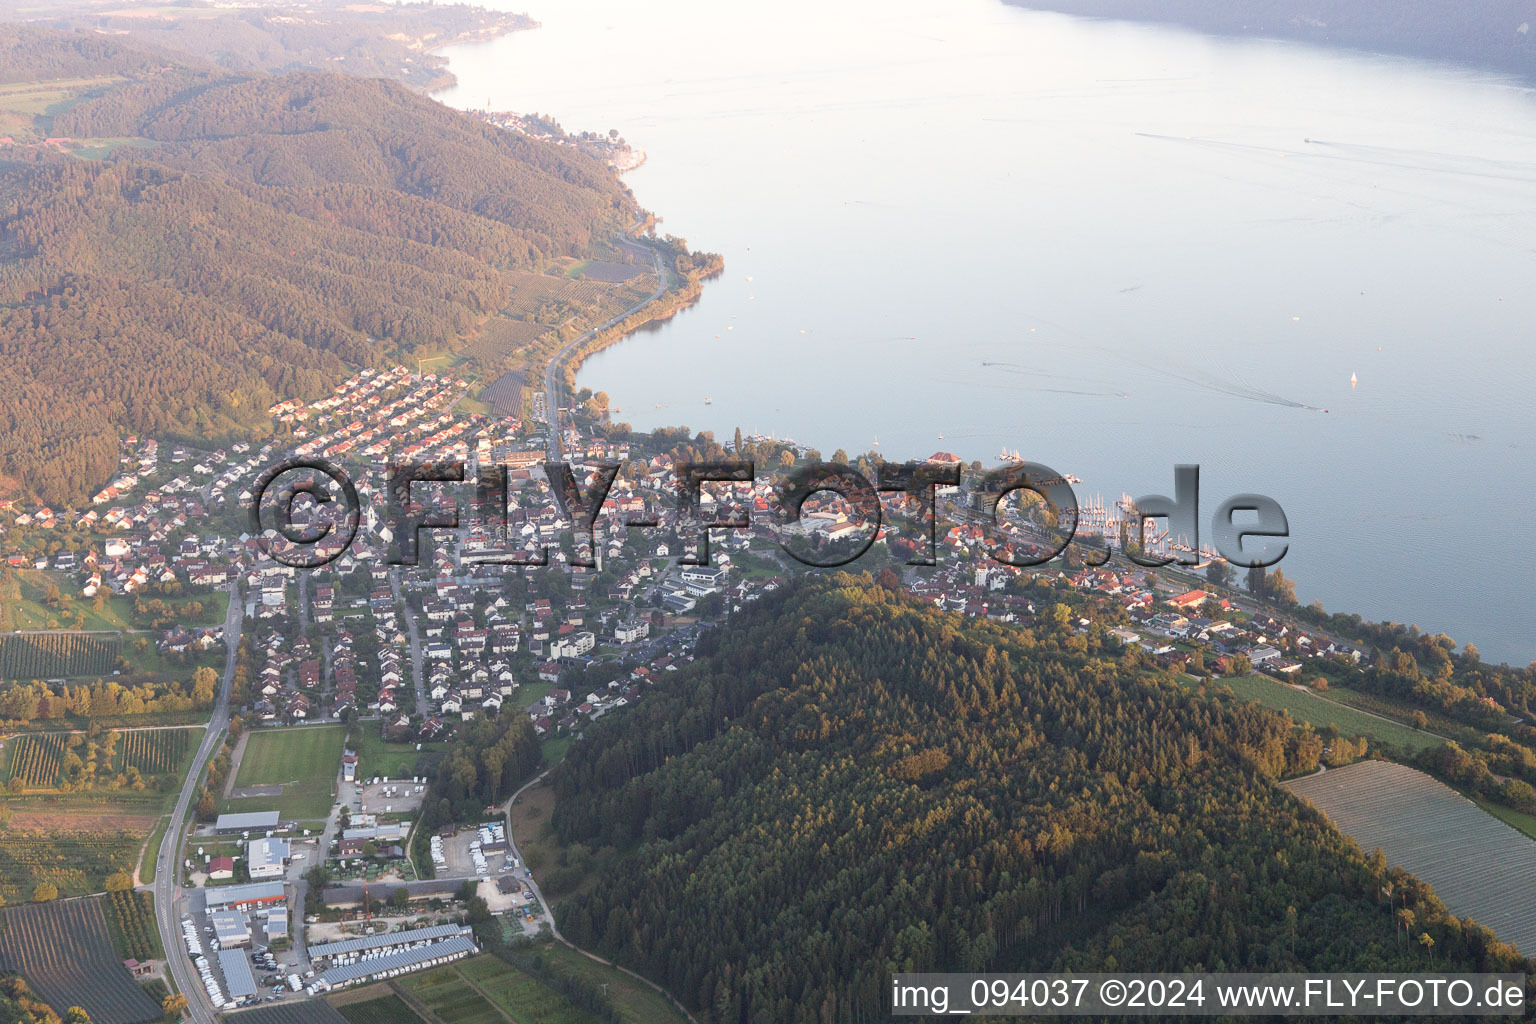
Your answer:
437,0 -> 1536,664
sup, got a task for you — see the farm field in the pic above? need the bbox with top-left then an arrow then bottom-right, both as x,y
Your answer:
0,727 -> 196,789
0,897 -> 161,1024
0,571 -> 134,632
459,953 -> 604,1024
331,991 -> 425,1024
1190,674 -> 1440,753
1286,760 -> 1536,956
480,367 -> 528,418
520,944 -> 687,1024
0,632 -> 120,679
0,828 -> 143,900
104,888 -> 162,961
399,963 -> 503,1024
235,1001 -> 351,1024
223,724 -> 345,820
403,956 -> 604,1024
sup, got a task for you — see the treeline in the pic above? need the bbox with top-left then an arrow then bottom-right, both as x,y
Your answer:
0,33 -> 635,502
0,668 -> 217,723
549,576 -> 1529,1022
1006,0 -> 1536,78
419,714 -> 542,831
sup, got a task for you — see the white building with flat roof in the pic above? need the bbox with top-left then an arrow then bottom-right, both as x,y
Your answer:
247,837 -> 290,880
210,909 -> 250,948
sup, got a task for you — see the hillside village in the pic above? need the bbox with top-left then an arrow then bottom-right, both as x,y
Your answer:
0,365 -> 1396,756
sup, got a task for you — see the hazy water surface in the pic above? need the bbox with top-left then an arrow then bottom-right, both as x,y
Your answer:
437,0 -> 1536,663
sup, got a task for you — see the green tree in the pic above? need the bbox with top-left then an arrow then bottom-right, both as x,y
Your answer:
1206,560 -> 1232,588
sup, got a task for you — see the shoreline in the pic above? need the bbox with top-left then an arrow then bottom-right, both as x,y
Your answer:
419,12 -> 541,95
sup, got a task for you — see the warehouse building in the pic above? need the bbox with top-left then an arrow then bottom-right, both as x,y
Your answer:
210,909 -> 251,949
205,880 -> 285,910
247,837 -> 291,880
309,924 -> 470,963
217,949 -> 258,999
214,811 -> 281,834
317,935 -> 478,989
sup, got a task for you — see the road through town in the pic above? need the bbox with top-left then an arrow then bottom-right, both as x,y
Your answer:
149,581 -> 242,1024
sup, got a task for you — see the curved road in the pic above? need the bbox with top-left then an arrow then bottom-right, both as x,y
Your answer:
150,580 -> 243,1024
544,239 -> 666,461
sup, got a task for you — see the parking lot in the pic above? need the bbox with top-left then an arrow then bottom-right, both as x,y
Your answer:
433,827 -> 511,879
185,890 -> 312,1010
356,777 -> 426,815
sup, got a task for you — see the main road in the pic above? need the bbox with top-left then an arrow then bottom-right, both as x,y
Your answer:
150,580 -> 243,1024
544,238 -> 666,461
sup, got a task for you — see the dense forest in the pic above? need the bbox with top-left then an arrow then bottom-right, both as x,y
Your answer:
1009,0 -> 1536,77
0,28 -> 634,503
550,576 -> 1529,1022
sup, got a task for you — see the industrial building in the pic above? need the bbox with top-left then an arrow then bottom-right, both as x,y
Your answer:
210,909 -> 251,948
214,811 -> 281,834
316,935 -> 478,989
217,949 -> 258,999
260,906 -> 289,942
204,880 -> 285,910
309,924 -> 470,962
247,837 -> 291,880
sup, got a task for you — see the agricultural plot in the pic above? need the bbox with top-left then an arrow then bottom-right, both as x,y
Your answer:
0,572 -> 135,632
4,733 -> 65,787
235,1002 -> 351,1024
1286,760 -> 1536,955
104,889 -> 161,961
332,992 -> 426,1024
119,728 -> 192,776
0,632 -> 119,679
529,943 -> 688,1024
0,830 -> 141,900
1,727 -> 193,788
459,954 -> 604,1024
481,368 -> 527,418
400,964 -> 504,1024
466,317 -> 550,364
578,259 -> 645,283
0,897 -> 160,1024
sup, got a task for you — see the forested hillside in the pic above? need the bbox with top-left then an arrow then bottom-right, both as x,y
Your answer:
1009,0 -> 1536,77
0,28 -> 633,503
551,577 -> 1529,1022
16,1 -> 533,92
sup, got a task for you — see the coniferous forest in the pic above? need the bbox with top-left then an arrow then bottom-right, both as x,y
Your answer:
551,576 -> 1529,1022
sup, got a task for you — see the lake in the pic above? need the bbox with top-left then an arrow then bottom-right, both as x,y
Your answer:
436,0 -> 1536,664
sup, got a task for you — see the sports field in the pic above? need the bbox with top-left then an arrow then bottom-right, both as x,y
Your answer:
224,725 -> 345,820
